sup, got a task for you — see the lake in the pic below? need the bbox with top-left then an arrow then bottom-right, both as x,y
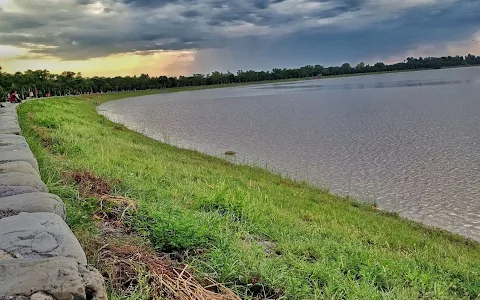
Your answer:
98,67 -> 480,241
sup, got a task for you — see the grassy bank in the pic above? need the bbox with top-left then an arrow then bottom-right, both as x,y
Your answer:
18,90 -> 480,299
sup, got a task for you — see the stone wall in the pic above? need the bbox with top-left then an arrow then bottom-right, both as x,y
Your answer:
0,103 -> 107,300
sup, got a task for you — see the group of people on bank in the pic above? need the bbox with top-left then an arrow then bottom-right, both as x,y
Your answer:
3,90 -> 53,104
0,91 -> 20,107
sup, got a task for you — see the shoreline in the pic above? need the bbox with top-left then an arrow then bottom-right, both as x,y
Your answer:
17,90 -> 480,299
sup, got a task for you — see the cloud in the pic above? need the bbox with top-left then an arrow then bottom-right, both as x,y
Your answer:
188,0 -> 480,74
0,0 -> 479,75
0,45 -> 27,60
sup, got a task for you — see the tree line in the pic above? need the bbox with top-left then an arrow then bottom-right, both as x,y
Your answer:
1,54 -> 480,99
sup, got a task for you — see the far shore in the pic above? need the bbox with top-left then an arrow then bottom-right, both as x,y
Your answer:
119,64 -> 479,90
17,64 -> 477,102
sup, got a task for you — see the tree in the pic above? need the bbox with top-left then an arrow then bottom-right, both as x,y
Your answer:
0,55 -> 478,96
0,85 -> 5,102
374,62 -> 385,72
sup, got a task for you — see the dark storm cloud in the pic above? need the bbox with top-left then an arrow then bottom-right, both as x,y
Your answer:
181,10 -> 201,18
252,0 -> 269,10
189,0 -> 480,73
0,15 -> 46,31
200,0 -> 365,29
1,0 -> 479,66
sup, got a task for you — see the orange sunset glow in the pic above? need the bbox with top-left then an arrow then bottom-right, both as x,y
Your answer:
0,45 -> 196,77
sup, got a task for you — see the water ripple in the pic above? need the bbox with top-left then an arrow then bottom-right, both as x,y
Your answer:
99,67 -> 480,241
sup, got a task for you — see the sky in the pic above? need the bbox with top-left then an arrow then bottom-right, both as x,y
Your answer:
0,0 -> 479,77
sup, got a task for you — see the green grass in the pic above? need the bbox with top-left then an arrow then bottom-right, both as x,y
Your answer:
18,90 -> 480,299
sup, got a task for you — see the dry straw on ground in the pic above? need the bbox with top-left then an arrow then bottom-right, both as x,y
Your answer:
99,244 -> 240,300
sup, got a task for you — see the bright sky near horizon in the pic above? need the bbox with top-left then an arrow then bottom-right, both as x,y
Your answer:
0,0 -> 479,77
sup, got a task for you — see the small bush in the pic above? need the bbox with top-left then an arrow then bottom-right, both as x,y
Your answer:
35,117 -> 58,129
135,207 -> 213,252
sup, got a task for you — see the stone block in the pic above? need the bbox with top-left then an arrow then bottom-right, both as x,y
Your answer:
0,172 -> 47,193
0,161 -> 38,176
0,146 -> 39,172
0,134 -> 29,148
0,116 -> 19,124
0,107 -> 16,116
0,257 -> 107,300
0,186 -> 38,198
0,122 -> 21,135
0,212 -> 87,264
0,193 -> 66,219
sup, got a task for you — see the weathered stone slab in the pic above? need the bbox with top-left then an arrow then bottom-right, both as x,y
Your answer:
0,145 -> 31,153
0,257 -> 107,300
0,114 -> 18,121
0,212 -> 87,264
0,186 -> 38,198
0,118 -> 19,127
0,161 -> 38,176
0,193 -> 65,219
0,147 -> 39,172
0,172 -> 47,193
0,122 -> 21,135
0,107 -> 16,116
0,134 -> 29,148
